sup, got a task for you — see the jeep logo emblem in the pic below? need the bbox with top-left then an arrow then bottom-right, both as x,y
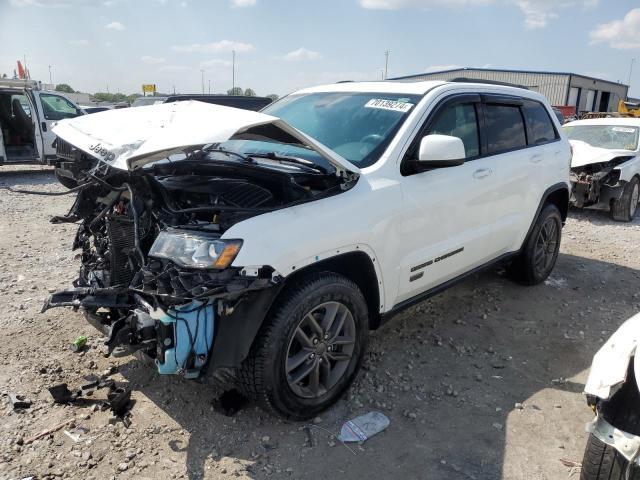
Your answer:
88,143 -> 115,162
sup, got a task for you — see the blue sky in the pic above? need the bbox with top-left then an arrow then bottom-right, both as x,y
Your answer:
1,0 -> 640,97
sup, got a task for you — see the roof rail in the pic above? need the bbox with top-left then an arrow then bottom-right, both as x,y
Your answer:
449,77 -> 529,90
0,78 -> 41,90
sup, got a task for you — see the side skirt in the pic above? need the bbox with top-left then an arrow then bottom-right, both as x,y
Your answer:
379,251 -> 517,325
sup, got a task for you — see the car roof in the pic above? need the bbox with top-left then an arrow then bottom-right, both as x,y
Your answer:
294,80 -> 446,95
564,118 -> 640,127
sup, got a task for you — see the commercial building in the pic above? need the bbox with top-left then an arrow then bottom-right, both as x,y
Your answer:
392,67 -> 629,115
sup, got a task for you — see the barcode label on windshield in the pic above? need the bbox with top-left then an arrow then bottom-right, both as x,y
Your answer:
365,99 -> 413,113
612,127 -> 636,133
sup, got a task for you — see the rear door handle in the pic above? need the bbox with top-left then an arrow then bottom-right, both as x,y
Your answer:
530,154 -> 542,164
473,168 -> 492,179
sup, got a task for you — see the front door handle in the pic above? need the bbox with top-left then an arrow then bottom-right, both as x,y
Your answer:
41,121 -> 47,132
473,168 -> 492,179
530,154 -> 542,164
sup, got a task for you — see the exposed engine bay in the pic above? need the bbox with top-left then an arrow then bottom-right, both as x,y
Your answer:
570,156 -> 631,208
44,139 -> 349,380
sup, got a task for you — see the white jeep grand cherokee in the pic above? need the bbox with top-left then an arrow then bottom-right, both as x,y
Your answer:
46,80 -> 571,419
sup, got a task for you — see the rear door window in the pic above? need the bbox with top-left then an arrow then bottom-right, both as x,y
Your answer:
522,101 -> 557,145
484,104 -> 527,155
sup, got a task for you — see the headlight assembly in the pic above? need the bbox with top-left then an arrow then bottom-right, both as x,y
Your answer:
149,230 -> 242,269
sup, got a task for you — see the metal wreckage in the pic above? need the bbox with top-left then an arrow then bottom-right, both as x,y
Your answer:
43,101 -> 358,383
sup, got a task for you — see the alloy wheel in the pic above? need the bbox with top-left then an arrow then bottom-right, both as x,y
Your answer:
285,301 -> 356,399
533,217 -> 559,278
630,182 -> 639,218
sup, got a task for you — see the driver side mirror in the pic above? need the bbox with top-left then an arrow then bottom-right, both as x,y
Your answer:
416,134 -> 466,168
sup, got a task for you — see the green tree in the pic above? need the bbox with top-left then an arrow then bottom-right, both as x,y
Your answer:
266,94 -> 279,102
55,84 -> 75,93
244,88 -> 256,97
227,87 -> 243,96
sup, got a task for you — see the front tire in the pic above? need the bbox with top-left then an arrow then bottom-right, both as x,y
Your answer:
508,203 -> 562,285
238,273 -> 369,420
611,176 -> 640,222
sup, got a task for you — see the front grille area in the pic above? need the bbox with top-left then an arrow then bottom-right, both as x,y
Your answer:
106,215 -> 136,286
55,137 -> 75,160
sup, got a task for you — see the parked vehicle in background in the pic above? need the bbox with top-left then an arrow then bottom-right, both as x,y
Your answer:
580,312 -> 640,479
45,80 -> 570,419
131,94 -> 272,111
564,118 -> 640,222
0,79 -> 84,165
82,106 -> 112,114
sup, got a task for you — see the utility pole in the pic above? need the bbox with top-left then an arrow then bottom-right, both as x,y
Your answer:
232,50 -> 236,92
173,85 -> 176,94
200,69 -> 205,94
208,79 -> 211,94
384,50 -> 390,80
628,58 -> 635,99
48,65 -> 53,86
380,69 -> 384,80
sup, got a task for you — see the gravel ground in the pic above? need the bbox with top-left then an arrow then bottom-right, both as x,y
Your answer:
1,165 -> 640,480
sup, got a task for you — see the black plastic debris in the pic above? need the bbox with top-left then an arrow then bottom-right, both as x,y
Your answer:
9,393 -> 32,409
48,384 -> 77,404
106,386 -> 131,417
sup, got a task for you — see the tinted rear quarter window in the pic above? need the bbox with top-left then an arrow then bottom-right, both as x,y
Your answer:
484,104 -> 527,155
522,101 -> 557,145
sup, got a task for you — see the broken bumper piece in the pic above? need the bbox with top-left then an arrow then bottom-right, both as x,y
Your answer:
587,415 -> 640,464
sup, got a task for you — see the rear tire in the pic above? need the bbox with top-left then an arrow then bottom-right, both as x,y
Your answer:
238,272 -> 368,420
508,203 -> 562,285
611,176 -> 640,222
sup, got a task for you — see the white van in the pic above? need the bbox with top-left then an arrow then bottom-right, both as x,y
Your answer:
0,79 -> 84,165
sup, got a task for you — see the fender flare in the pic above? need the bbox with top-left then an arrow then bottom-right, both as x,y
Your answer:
520,182 -> 569,251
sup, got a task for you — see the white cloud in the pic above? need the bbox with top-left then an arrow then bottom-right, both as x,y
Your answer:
231,0 -> 256,6
68,39 -> 90,46
10,0 -> 73,6
172,40 -> 254,53
158,65 -> 191,72
590,8 -> 640,49
200,58 -> 233,68
105,21 -> 125,30
282,47 -> 322,62
359,0 -> 598,29
141,55 -> 167,65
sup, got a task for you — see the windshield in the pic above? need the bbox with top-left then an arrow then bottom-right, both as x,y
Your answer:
131,97 -> 167,107
262,92 -> 421,168
563,124 -> 640,151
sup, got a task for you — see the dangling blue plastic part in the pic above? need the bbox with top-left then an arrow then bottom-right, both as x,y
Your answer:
155,300 -> 215,379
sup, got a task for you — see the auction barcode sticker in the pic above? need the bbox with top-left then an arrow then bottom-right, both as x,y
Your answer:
365,99 -> 413,113
612,127 -> 636,133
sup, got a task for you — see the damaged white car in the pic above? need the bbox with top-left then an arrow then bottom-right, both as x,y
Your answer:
564,118 -> 640,222
44,81 -> 570,419
581,313 -> 640,479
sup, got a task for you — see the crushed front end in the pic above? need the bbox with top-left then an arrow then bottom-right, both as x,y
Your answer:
43,138 -> 344,381
570,157 -> 630,209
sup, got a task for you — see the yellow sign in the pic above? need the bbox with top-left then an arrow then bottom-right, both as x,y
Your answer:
142,84 -> 156,94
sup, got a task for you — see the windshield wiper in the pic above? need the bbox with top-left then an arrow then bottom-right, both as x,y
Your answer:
203,146 -> 254,163
249,152 -> 328,173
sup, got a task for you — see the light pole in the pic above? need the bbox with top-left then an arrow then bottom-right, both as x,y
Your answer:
48,65 -> 53,86
208,79 -> 211,94
232,50 -> 236,93
384,50 -> 390,80
628,58 -> 635,99
200,69 -> 205,94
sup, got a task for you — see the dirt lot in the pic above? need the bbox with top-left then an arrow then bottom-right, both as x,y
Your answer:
1,165 -> 640,480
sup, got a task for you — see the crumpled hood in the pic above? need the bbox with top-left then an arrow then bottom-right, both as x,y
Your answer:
569,140 -> 635,168
52,100 -> 359,175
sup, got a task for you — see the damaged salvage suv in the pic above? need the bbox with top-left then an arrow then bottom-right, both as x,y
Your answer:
45,80 -> 571,419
